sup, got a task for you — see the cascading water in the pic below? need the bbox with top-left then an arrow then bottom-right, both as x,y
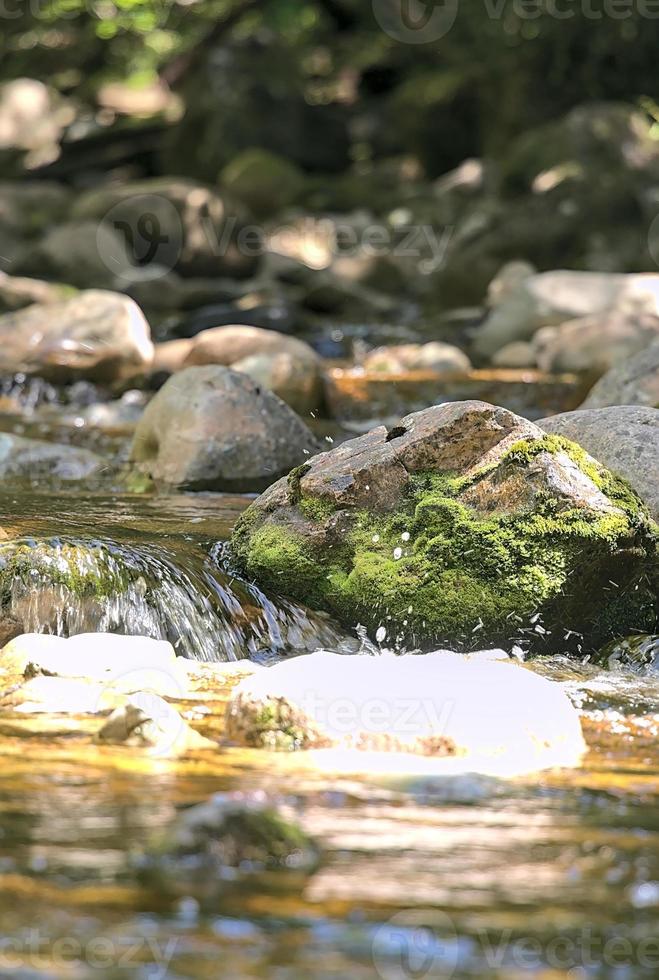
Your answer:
0,535 -> 357,662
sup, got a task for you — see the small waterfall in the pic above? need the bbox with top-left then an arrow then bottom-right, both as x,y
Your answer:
0,536 -> 355,662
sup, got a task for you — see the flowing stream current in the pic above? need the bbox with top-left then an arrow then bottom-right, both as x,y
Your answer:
0,486 -> 658,978
0,490 -> 359,663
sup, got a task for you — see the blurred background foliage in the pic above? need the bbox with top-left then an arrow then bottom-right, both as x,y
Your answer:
2,0 -> 658,176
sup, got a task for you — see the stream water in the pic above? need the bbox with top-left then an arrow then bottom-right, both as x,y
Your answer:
0,481 -> 657,979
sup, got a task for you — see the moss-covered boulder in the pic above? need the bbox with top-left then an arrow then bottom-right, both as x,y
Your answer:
230,401 -> 659,653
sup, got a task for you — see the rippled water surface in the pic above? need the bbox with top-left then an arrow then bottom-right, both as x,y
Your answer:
1,490 -> 358,663
0,489 -> 657,978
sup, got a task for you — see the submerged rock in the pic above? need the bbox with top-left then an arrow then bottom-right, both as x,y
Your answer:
0,535 -> 358,663
0,290 -> 154,383
540,407 -> 659,521
97,693 -> 212,755
323,366 -> 586,424
146,791 -> 319,879
231,400 -> 658,652
581,338 -> 659,409
226,650 -> 586,773
131,365 -> 319,491
0,432 -> 104,484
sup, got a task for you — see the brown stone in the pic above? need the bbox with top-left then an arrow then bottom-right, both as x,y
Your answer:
0,290 -> 154,383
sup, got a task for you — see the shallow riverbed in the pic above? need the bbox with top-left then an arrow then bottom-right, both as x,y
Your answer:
0,489 -> 657,978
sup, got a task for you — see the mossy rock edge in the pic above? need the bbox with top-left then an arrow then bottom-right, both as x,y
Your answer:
231,428 -> 659,654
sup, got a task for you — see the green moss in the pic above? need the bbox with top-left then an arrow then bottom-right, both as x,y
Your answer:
287,463 -> 311,505
240,698 -> 326,751
123,469 -> 155,494
238,524 -> 329,609
0,541 -> 131,606
505,434 -> 648,519
298,496 -> 335,522
234,434 -> 658,652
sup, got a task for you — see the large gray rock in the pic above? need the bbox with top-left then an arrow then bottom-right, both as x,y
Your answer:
0,290 -> 154,383
0,433 -> 104,484
226,650 -> 586,774
539,407 -> 659,521
581,339 -> 659,409
533,311 -> 659,376
472,271 -> 659,360
231,400 -> 659,652
184,325 -> 323,414
130,365 -> 319,491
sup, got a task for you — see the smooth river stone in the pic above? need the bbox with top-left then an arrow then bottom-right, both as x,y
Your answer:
226,649 -> 586,776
